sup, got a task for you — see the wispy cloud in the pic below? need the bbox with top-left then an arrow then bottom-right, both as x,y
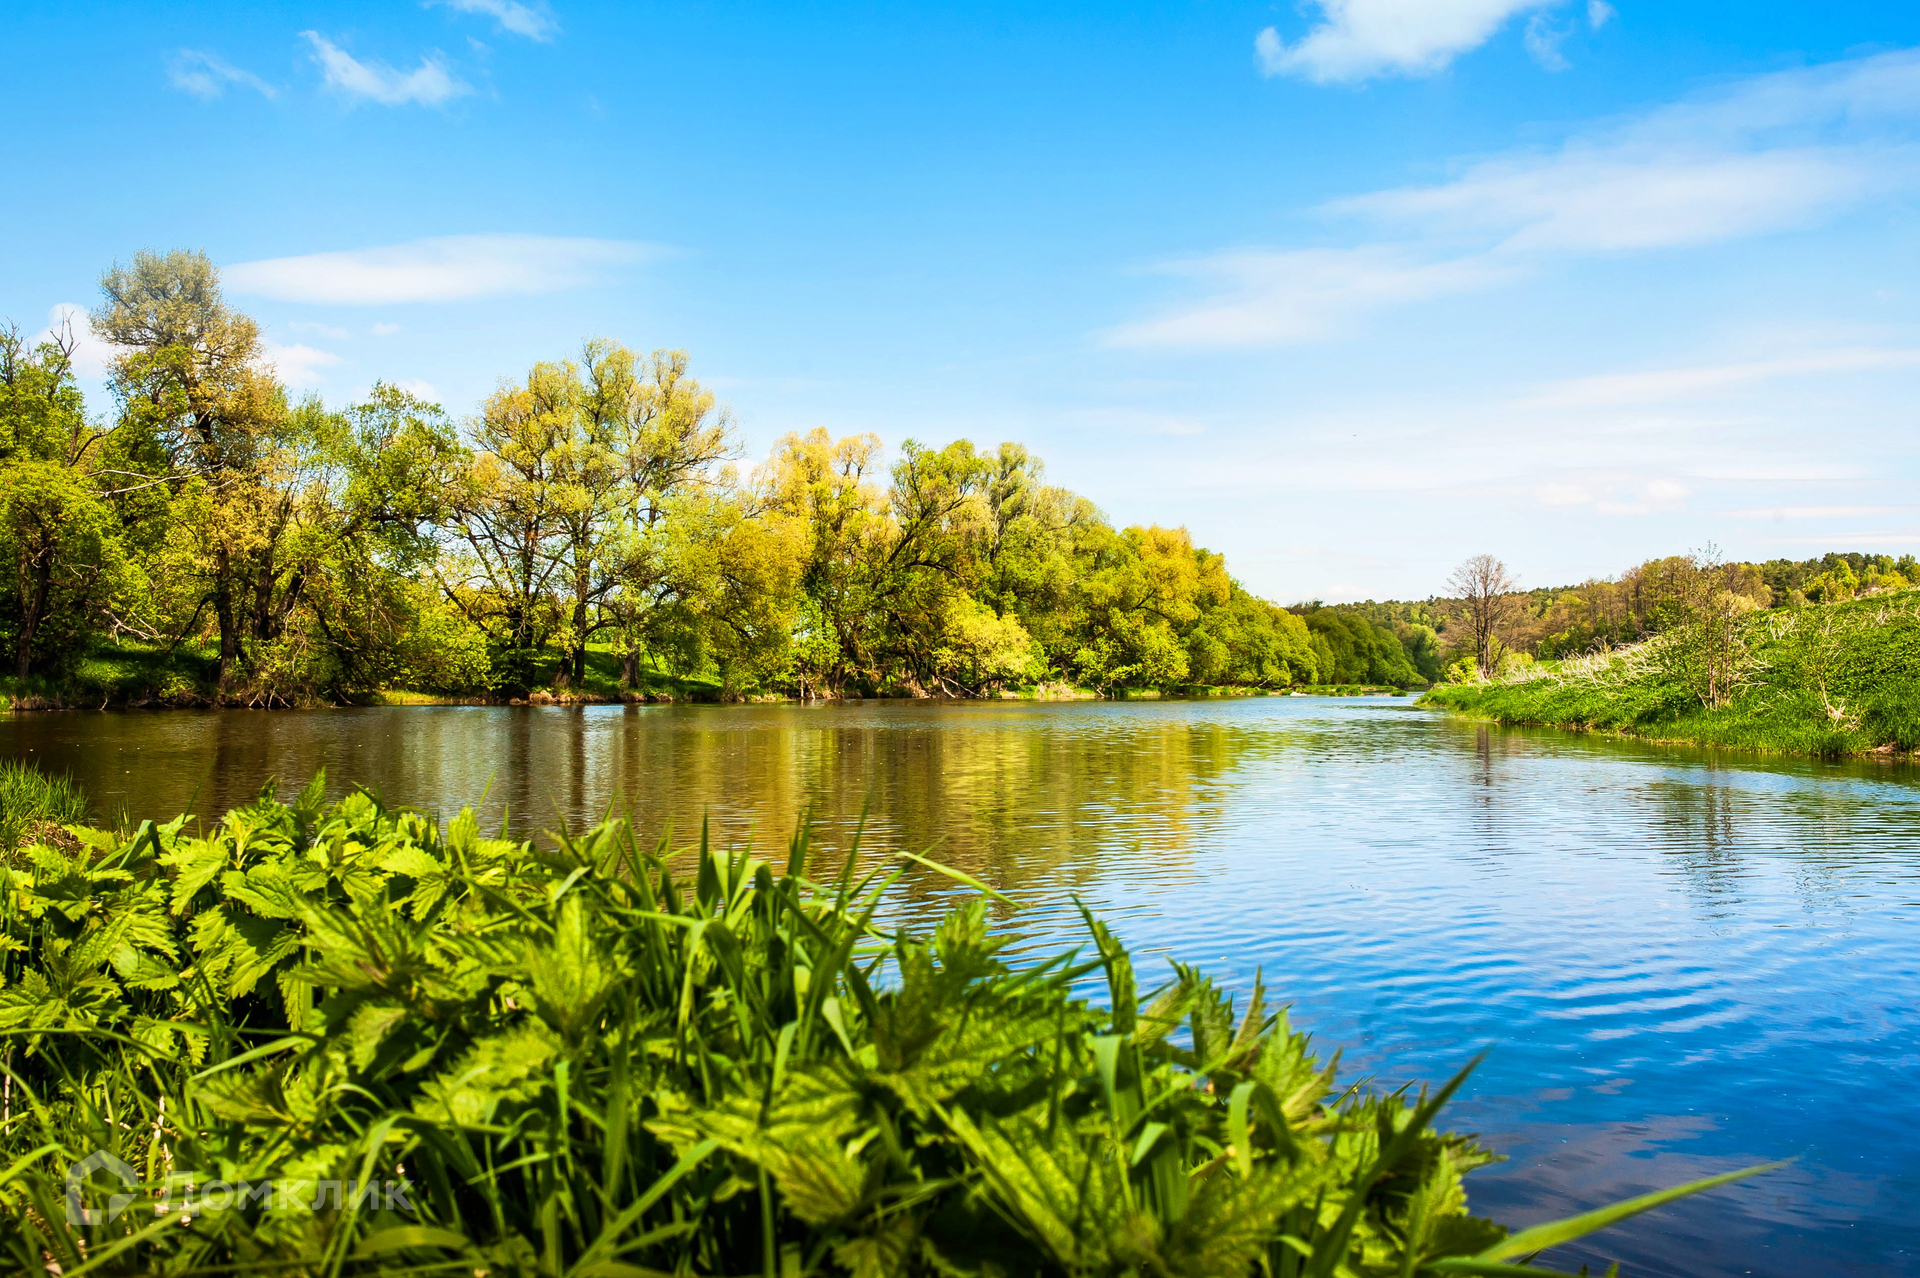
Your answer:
286,320 -> 353,341
224,234 -> 662,305
1523,13 -> 1571,73
1256,0 -> 1559,84
1516,348 -> 1920,409
262,341 -> 342,387
434,0 -> 559,42
1109,246 -> 1517,347
1730,504 -> 1910,520
302,32 -> 470,107
1114,49 -> 1920,347
166,49 -> 277,100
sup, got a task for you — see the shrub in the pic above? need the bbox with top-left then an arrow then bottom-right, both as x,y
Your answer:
0,776 -> 1759,1275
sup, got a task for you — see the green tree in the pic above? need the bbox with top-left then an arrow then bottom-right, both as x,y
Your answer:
0,326 -> 129,679
92,249 -> 287,685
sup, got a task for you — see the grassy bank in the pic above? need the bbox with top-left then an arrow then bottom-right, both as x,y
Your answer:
0,759 -> 86,853
2,772 -> 1758,1275
1424,592 -> 1920,758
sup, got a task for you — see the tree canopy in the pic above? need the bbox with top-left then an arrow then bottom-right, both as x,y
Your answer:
0,252 -> 1439,702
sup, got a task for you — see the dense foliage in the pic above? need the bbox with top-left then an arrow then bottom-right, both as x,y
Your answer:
1334,551 -> 1920,675
0,776 -> 1754,1275
1,252 -> 1418,705
1424,592 -> 1920,757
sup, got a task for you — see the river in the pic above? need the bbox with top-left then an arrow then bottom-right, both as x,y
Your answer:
4,696 -> 1916,1277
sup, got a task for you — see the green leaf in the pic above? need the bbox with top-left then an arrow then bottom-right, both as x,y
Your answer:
353,1224 -> 472,1256
1477,1163 -> 1782,1262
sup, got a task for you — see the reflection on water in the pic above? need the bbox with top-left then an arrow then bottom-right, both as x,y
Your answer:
5,697 -> 1919,1278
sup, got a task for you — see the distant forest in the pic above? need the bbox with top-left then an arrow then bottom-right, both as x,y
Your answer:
1326,550 -> 1920,683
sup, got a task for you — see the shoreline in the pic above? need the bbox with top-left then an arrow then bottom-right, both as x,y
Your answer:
1,681 -> 1417,714
1421,689 -> 1918,764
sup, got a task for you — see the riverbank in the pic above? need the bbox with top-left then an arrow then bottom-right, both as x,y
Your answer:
1,644 -> 1422,711
1424,592 -> 1920,758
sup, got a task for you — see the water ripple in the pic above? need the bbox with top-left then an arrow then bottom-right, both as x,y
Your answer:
6,697 -> 1920,1275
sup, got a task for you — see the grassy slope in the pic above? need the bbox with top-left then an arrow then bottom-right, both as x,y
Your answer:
1423,592 -> 1920,758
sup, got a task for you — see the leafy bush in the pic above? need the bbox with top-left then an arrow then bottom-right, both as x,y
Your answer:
0,776 -> 1757,1275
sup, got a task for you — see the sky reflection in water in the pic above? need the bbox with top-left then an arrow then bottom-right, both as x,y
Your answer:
5,698 -> 1916,1277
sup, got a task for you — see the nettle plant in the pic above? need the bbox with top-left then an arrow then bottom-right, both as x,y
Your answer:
0,774 -> 1759,1276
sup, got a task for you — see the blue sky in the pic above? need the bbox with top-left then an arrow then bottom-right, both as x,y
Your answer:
6,0 -> 1920,601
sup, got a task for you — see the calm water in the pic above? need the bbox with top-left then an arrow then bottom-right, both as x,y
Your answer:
5,697 -> 1918,1277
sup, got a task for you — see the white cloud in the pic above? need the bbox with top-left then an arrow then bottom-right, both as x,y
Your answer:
224,234 -> 660,305
1523,13 -> 1570,73
262,341 -> 341,387
302,32 -> 470,107
435,0 -> 559,41
1731,505 -> 1908,520
1592,480 -> 1689,516
1517,347 -> 1920,408
1537,482 -> 1592,507
287,320 -> 353,340
370,322 -> 404,336
1107,245 -> 1517,346
394,379 -> 441,401
36,304 -> 121,379
1117,49 -> 1920,347
1256,0 -> 1556,83
167,49 -> 277,99
1587,0 -> 1615,30
1334,147 -> 1889,255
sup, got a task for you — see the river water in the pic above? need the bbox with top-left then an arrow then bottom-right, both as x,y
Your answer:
4,697 -> 1916,1276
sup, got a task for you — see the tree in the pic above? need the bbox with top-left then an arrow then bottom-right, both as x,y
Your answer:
0,325 -> 129,679
756,428 -> 890,694
92,249 -> 287,685
589,346 -> 738,686
441,365 -> 574,691
1446,553 -> 1518,678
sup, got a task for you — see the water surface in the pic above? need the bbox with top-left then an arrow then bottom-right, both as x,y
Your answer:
5,698 -> 1916,1276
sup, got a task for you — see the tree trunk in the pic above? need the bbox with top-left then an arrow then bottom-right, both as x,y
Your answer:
15,556 -> 49,681
571,597 -> 589,684
253,553 -> 278,641
214,547 -> 240,687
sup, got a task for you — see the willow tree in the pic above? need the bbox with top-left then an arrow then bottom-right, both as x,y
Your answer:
92,249 -> 287,685
756,427 -> 890,694
441,343 -> 737,691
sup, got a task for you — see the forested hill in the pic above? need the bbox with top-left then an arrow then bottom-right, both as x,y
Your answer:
1323,550 -> 1919,677
2,249 -> 1412,708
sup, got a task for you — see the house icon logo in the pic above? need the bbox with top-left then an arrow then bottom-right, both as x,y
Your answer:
65,1150 -> 139,1228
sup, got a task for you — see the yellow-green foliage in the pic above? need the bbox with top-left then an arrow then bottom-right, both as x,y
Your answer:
0,775 -> 1755,1275
1426,593 -> 1920,757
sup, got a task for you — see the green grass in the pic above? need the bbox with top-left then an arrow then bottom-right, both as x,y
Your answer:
0,642 -> 218,709
0,773 -> 1765,1275
0,759 -> 87,855
1424,592 -> 1920,758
